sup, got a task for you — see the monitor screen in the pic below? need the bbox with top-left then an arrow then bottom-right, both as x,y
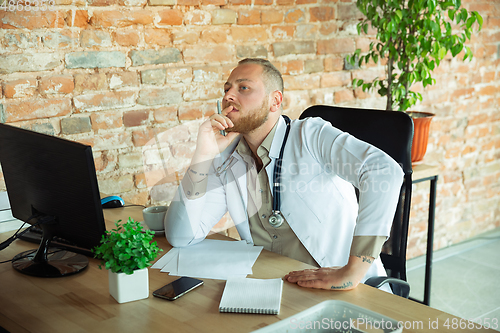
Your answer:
0,123 -> 106,277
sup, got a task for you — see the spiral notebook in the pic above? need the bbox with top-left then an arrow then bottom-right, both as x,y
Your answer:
219,278 -> 283,315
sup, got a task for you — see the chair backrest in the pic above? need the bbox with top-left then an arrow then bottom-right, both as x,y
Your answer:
299,105 -> 414,281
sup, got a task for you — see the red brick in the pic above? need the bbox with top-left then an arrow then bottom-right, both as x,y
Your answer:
309,6 -> 335,22
3,98 -> 72,123
3,79 -> 38,98
108,72 -> 140,89
158,9 -> 183,25
41,29 -> 77,49
231,26 -> 268,42
183,45 -> 233,63
478,85 -> 498,96
200,29 -> 227,44
184,82 -> 220,101
324,57 -> 344,71
486,17 -> 500,29
321,71 -> 351,87
272,26 -> 295,39
132,128 -> 156,147
124,110 -> 150,127
0,11 -> 65,29
351,69 -> 384,82
318,38 -> 355,54
255,0 -> 272,4
65,10 -> 89,28
319,22 -> 338,36
353,86 -> 371,99
297,0 -> 315,3
261,11 -> 283,24
280,60 -> 304,75
276,0 -> 293,4
134,173 -> 147,189
154,106 -> 178,123
87,0 -> 119,5
123,188 -> 149,206
90,111 -> 123,130
337,2 -> 363,20
284,9 -> 305,23
114,30 -> 141,47
178,0 -> 199,4
83,132 -> 132,151
93,151 -> 110,172
40,75 -> 74,95
334,89 -> 354,104
482,71 -> 496,83
469,3 -> 495,16
238,10 -> 260,25
74,73 -> 108,93
144,29 -> 172,46
355,37 -> 373,53
229,0 -> 251,4
284,74 -> 320,90
178,104 -> 203,120
185,10 -> 211,25
172,30 -> 200,44
73,91 -> 137,112
202,0 -> 225,5
468,113 -> 490,126
90,10 -> 154,28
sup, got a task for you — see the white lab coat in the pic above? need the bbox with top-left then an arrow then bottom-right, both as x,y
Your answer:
165,116 -> 404,283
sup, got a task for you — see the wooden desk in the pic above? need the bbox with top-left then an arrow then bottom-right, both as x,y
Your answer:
0,205 -> 491,333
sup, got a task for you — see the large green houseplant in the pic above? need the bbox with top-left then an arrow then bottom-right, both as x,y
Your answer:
348,0 -> 483,162
93,217 -> 162,303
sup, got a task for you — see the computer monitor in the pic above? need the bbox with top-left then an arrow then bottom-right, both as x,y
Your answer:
0,123 -> 106,277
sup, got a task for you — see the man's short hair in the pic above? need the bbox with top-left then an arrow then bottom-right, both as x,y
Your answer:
238,58 -> 284,95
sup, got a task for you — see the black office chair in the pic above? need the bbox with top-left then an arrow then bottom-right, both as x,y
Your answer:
299,105 -> 413,298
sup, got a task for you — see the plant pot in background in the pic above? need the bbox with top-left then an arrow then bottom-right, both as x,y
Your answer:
108,268 -> 149,304
406,111 -> 435,164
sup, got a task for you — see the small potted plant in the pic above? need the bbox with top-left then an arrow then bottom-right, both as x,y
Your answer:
93,217 -> 162,303
348,0 -> 483,163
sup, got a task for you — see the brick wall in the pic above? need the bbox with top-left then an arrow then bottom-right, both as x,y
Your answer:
0,0 -> 498,258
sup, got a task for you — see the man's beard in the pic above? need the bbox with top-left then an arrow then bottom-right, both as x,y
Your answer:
225,97 -> 269,134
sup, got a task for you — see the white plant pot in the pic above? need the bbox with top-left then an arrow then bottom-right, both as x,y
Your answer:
108,268 -> 149,304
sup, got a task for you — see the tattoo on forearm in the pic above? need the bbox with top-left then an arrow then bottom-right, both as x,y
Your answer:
356,255 -> 374,264
331,281 -> 353,290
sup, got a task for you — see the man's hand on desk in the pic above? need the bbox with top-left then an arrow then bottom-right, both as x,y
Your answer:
284,255 -> 374,291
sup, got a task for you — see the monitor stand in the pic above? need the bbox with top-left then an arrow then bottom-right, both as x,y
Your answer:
12,218 -> 89,277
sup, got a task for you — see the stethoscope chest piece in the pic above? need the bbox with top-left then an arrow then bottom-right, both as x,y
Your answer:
269,211 -> 284,228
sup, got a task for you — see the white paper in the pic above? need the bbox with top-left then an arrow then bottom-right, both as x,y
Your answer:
152,247 -> 179,269
154,239 -> 263,280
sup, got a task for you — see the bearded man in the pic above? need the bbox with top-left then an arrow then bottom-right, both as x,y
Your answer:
165,58 -> 403,291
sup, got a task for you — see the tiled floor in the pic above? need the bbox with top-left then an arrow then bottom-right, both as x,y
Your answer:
407,227 -> 500,329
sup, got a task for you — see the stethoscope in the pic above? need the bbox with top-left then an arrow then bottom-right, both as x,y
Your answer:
215,115 -> 291,228
268,115 -> 291,228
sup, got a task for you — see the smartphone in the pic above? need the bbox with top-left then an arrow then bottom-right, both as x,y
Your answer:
152,277 -> 203,301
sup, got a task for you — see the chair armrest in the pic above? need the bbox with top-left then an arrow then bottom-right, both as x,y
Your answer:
365,276 -> 410,298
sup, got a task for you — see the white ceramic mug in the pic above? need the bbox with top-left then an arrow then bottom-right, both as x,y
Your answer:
142,205 -> 168,231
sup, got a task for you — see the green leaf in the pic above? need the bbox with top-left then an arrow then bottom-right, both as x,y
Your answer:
438,46 -> 447,60
466,16 -> 475,29
473,11 -> 483,30
395,9 -> 403,20
451,43 -> 463,57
